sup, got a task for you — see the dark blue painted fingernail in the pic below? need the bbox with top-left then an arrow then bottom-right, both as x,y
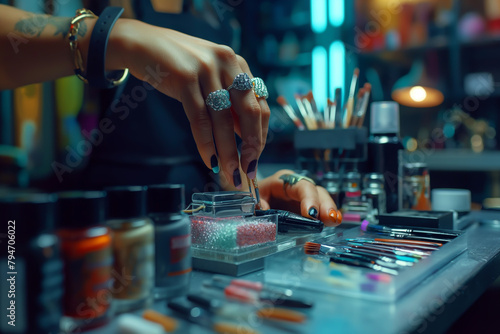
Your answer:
210,155 -> 219,174
233,169 -> 242,189
247,160 -> 257,180
308,207 -> 318,219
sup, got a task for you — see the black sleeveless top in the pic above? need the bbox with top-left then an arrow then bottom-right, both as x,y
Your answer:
81,1 -> 233,200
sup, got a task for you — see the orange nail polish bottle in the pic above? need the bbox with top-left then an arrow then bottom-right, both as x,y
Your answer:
57,191 -> 113,332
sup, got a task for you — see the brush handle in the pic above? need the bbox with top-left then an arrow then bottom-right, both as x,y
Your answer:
374,238 -> 442,247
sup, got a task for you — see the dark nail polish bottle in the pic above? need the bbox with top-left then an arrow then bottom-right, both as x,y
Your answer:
366,102 -> 403,213
106,186 -> 155,313
0,194 -> 63,334
57,191 -> 113,331
147,184 -> 191,300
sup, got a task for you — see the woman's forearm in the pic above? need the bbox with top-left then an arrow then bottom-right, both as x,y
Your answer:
0,5 -> 130,90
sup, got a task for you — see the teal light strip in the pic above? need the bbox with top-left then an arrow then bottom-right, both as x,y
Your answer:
312,46 -> 328,112
329,41 -> 346,100
311,0 -> 327,34
329,0 -> 345,27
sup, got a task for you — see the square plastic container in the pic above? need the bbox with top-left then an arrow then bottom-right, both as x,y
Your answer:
265,226 -> 467,302
188,191 -> 278,252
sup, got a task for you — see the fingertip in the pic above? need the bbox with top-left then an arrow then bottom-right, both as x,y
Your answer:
323,208 -> 342,227
210,154 -> 219,174
233,168 -> 242,189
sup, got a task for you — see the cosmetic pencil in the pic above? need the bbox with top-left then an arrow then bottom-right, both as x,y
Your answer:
142,310 -> 178,332
211,275 -> 293,297
203,281 -> 314,309
380,232 -> 451,244
346,238 -> 440,251
345,241 -> 430,258
186,293 -> 307,324
363,224 -> 460,238
276,96 -> 305,130
167,299 -> 259,334
254,209 -> 324,233
374,238 -> 443,247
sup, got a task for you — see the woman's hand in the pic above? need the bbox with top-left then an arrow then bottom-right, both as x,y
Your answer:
256,170 -> 342,227
109,19 -> 270,188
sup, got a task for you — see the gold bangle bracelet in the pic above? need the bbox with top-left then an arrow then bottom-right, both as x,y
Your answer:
68,9 -> 97,83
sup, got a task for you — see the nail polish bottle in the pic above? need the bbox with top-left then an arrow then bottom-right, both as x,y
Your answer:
147,184 -> 191,300
57,191 -> 113,332
106,186 -> 155,313
0,193 -> 63,334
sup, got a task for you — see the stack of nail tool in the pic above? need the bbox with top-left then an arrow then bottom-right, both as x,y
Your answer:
265,223 -> 467,302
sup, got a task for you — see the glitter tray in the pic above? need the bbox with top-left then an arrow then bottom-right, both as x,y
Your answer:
264,226 -> 467,302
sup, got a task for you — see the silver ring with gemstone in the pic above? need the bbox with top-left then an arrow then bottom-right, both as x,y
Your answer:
251,77 -> 269,99
205,89 -> 231,111
227,73 -> 253,91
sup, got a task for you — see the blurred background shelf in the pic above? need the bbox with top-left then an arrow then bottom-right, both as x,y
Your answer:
408,150 -> 500,171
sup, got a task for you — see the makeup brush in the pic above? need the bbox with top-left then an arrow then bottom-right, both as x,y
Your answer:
301,94 -> 318,130
306,91 -> 324,128
251,178 -> 261,209
295,93 -> 316,130
329,255 -> 399,276
345,241 -> 430,258
327,98 -> 337,129
305,242 -> 414,267
355,83 -> 371,127
349,88 -> 365,127
343,68 -> 359,128
276,96 -> 305,130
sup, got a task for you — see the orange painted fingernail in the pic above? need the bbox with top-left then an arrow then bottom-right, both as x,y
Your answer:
337,210 -> 343,224
329,209 -> 337,221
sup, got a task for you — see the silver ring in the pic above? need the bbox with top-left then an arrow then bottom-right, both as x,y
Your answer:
206,89 -> 231,111
227,73 -> 253,91
251,77 -> 269,99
